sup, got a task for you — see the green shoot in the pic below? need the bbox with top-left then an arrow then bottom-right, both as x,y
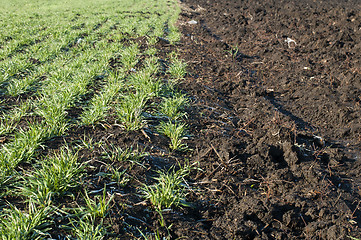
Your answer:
75,134 -> 103,151
141,165 -> 192,211
6,76 -> 37,97
1,123 -> 45,170
167,26 -> 181,44
167,57 -> 187,87
0,118 -> 16,136
110,167 -> 130,187
104,146 -> 146,163
147,36 -> 158,46
121,43 -> 140,70
8,100 -> 32,122
71,216 -> 105,240
0,202 -> 52,240
0,172 -> 13,201
157,121 -> 188,151
128,69 -> 161,98
145,47 -> 157,56
116,92 -> 148,131
19,147 -> 84,206
159,93 -> 189,120
82,187 -> 113,219
81,75 -> 124,125
227,44 -> 240,59
144,56 -> 160,76
138,228 -> 167,240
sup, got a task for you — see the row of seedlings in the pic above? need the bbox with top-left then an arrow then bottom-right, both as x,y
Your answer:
0,0 -> 188,238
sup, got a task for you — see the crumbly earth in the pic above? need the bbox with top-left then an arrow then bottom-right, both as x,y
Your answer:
171,0 -> 361,239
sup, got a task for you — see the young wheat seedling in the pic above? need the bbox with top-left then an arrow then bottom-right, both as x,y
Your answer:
145,47 -> 157,56
121,43 -> 140,71
159,92 -> 189,120
6,76 -> 37,97
81,78 -> 123,125
0,201 -> 52,240
0,118 -> 16,136
167,26 -> 181,44
103,145 -> 146,163
141,165 -> 192,211
167,57 -> 187,87
70,216 -> 105,240
128,69 -> 161,98
110,167 -> 130,187
144,56 -> 160,76
116,92 -> 148,131
157,121 -> 188,151
147,36 -> 158,46
1,123 -> 46,170
82,187 -> 114,219
0,172 -> 13,201
19,147 -> 84,206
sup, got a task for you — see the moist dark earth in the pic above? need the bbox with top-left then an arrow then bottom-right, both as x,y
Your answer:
172,0 -> 361,239
3,0 -> 361,239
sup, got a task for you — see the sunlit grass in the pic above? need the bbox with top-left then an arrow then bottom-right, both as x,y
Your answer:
70,216 -> 106,240
19,147 -> 84,206
157,121 -> 188,151
0,201 -> 52,240
81,73 -> 124,125
82,187 -> 114,219
0,0 -> 186,238
159,92 -> 189,120
167,54 -> 187,86
141,165 -> 193,211
116,92 -> 148,131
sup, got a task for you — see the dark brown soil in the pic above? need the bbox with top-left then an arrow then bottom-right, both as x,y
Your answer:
171,0 -> 361,239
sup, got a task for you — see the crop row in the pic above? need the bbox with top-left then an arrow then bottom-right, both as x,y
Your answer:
0,0 -> 192,239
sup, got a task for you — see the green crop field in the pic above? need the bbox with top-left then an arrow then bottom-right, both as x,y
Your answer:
0,0 -> 193,239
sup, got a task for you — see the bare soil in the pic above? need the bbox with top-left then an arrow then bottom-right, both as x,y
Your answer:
171,0 -> 361,239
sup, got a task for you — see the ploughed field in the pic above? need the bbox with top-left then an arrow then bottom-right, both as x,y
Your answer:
0,0 -> 360,239
178,0 -> 361,239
